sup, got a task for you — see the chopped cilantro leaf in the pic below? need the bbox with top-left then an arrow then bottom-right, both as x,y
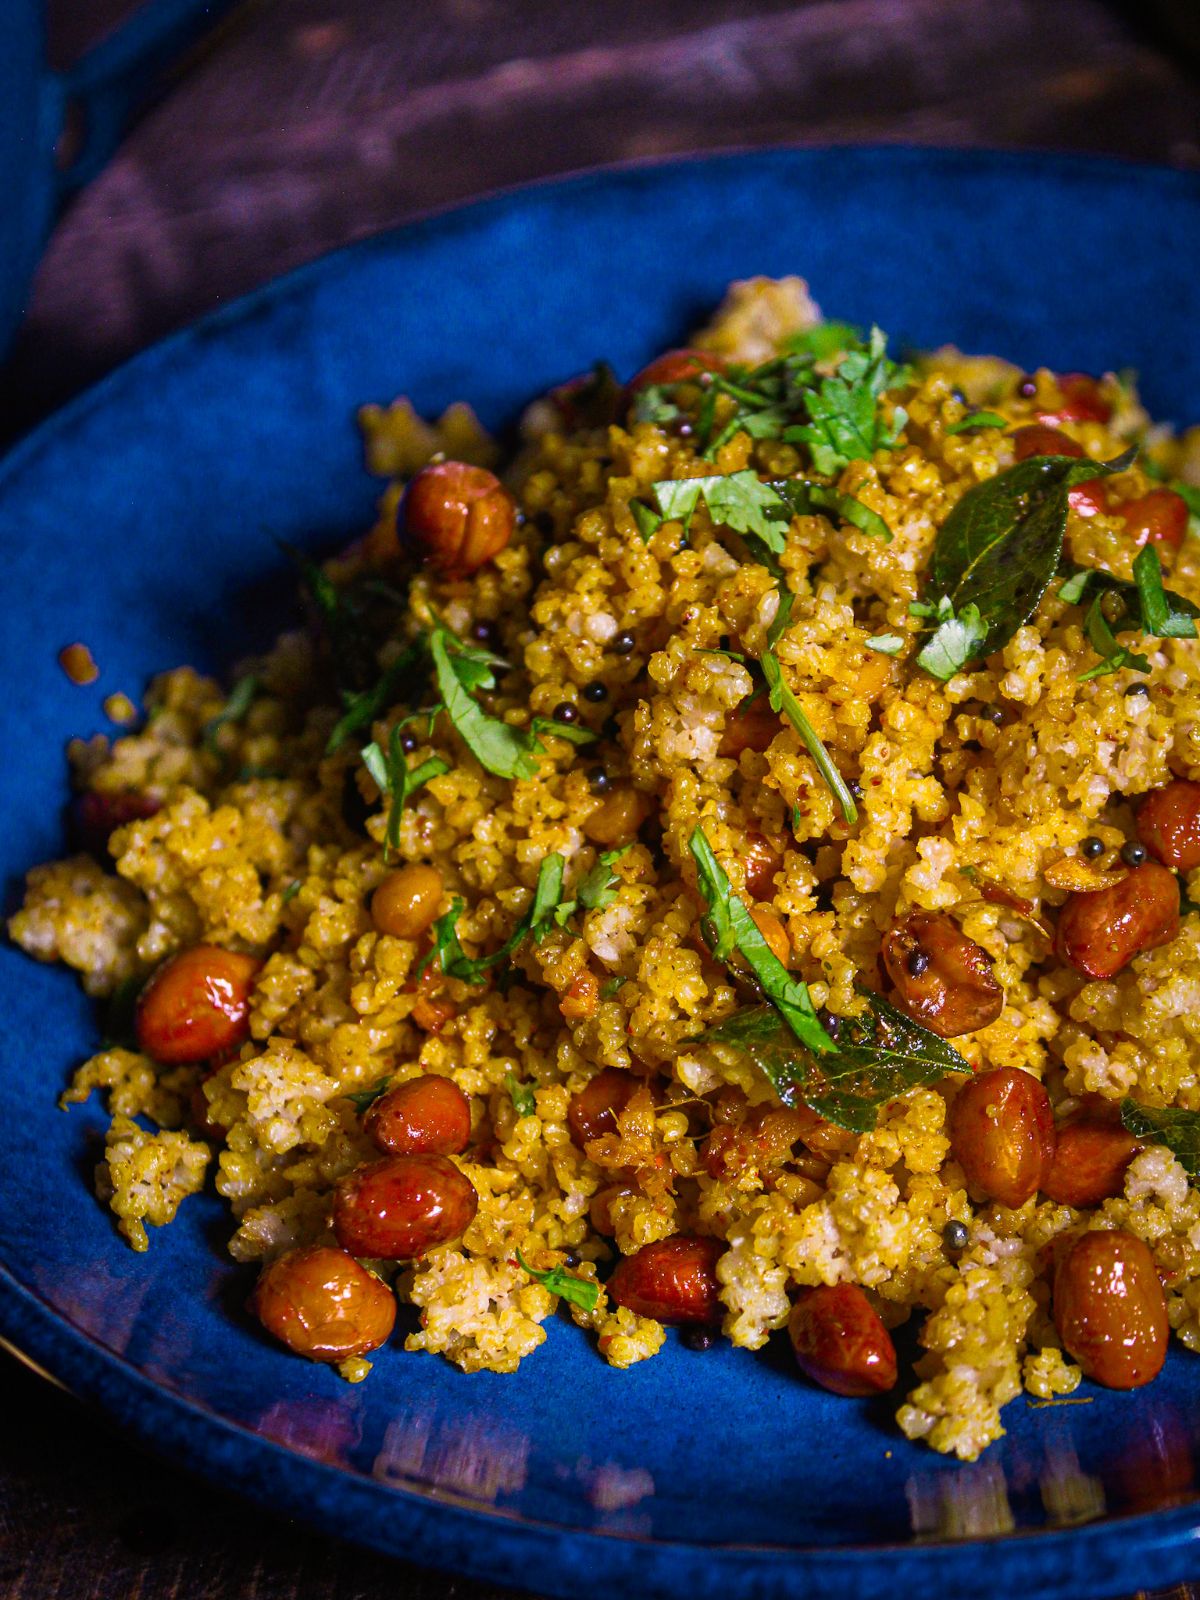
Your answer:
529,716 -> 599,747
759,650 -> 857,824
784,320 -> 861,360
769,478 -> 892,544
505,1072 -> 536,1118
516,1248 -> 599,1313
652,472 -> 789,551
281,879 -> 303,903
203,673 -> 259,752
345,1077 -> 392,1113
915,598 -> 989,681
865,634 -> 905,656
689,826 -> 834,1056
784,326 -> 907,474
420,854 -> 569,984
945,411 -> 1007,435
630,499 -> 664,543
360,731 -> 450,856
430,623 -> 542,780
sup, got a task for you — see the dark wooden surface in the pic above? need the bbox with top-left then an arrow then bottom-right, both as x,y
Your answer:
6,2 -> 1200,1596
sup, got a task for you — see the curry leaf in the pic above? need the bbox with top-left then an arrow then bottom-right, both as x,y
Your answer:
1121,1099 -> 1200,1178
925,449 -> 1136,662
700,991 -> 971,1133
689,827 -> 833,1056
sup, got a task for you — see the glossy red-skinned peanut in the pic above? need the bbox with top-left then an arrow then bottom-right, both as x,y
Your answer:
253,1245 -> 396,1362
788,1284 -> 898,1397
567,1067 -> 636,1148
949,1067 -> 1056,1208
135,945 -> 261,1065
881,910 -> 1003,1038
1035,372 -> 1112,425
72,789 -> 160,858
1056,863 -> 1180,979
1054,1229 -> 1168,1389
401,460 -> 516,576
1119,488 -> 1189,552
626,347 -> 726,398
1139,779 -> 1200,873
607,1234 -> 723,1325
1011,423 -> 1084,462
1042,1121 -> 1138,1208
363,1075 -> 472,1157
333,1154 -> 478,1259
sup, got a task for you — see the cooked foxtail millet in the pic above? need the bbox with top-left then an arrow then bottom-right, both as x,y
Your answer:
15,276 -> 1200,1461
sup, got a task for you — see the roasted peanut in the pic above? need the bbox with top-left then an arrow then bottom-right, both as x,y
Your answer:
606,1234 -> 723,1325
718,695 -> 778,758
1138,780 -> 1200,873
1056,863 -> 1180,978
1042,1120 -> 1138,1208
743,831 -> 783,901
561,970 -> 600,1021
253,1245 -> 396,1362
333,1154 -> 478,1259
750,907 -> 791,967
583,787 -> 652,847
788,1284 -> 898,1397
567,1067 -> 636,1148
626,347 -> 726,398
371,864 -> 443,938
881,910 -> 1003,1037
364,1075 -> 471,1157
135,945 -> 261,1065
402,461 -> 516,575
949,1067 -> 1055,1208
1054,1229 -> 1168,1389
1011,423 -> 1084,462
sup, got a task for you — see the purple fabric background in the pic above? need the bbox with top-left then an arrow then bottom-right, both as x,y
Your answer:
4,3 -> 1200,1597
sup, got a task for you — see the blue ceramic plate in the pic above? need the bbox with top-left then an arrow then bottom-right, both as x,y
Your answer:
4,148 -> 1200,1600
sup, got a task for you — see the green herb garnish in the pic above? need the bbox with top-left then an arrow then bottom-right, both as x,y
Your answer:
554,845 -> 632,926
420,854 -> 568,984
203,673 -> 259,751
281,879 -> 302,903
505,1072 -> 537,1118
865,634 -> 905,656
630,499 -> 664,543
1059,546 -> 1198,680
98,973 -> 145,1051
516,1248 -> 600,1313
912,596 -> 989,682
921,448 -> 1137,668
783,327 -> 908,474
759,650 -> 857,824
361,729 -> 450,856
652,472 -> 789,548
700,991 -> 971,1133
282,542 -> 376,693
689,826 -> 833,1055
945,411 -> 1007,436
529,716 -> 599,747
345,1077 -> 392,1113
1121,1099 -> 1200,1178
768,477 -> 892,544
430,622 -> 542,781
327,640 -> 428,754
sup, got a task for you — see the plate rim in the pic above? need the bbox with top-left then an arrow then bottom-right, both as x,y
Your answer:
6,144 -> 1200,1598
